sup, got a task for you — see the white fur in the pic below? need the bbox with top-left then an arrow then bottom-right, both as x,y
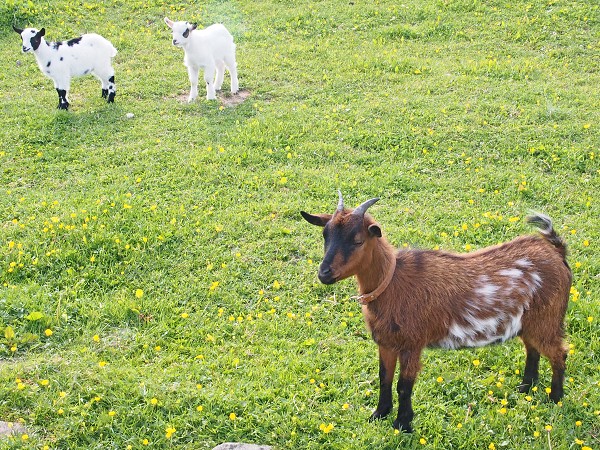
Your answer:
164,18 -> 239,102
15,27 -> 117,109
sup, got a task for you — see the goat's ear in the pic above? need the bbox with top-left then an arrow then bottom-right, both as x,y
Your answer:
38,28 -> 45,37
368,223 -> 382,238
13,25 -> 23,34
300,211 -> 332,227
190,23 -> 198,31
164,17 -> 174,28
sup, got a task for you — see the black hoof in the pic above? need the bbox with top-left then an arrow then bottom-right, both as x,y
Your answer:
369,408 -> 391,422
101,89 -> 108,98
393,419 -> 413,433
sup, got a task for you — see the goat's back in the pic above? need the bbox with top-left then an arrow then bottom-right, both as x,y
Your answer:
365,235 -> 571,350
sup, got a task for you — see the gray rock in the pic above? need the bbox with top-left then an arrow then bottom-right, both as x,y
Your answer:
212,444 -> 272,450
0,421 -> 27,437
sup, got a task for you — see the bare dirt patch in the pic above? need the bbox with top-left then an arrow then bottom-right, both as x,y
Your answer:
218,89 -> 251,107
168,89 -> 251,107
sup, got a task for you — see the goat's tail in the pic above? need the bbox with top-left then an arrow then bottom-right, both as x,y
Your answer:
526,213 -> 568,258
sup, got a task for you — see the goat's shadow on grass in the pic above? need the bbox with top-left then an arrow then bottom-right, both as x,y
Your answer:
24,103 -> 129,151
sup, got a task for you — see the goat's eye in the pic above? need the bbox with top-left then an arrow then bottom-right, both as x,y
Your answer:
354,240 -> 364,246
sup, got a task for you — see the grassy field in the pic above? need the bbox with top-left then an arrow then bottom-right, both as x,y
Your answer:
0,0 -> 598,448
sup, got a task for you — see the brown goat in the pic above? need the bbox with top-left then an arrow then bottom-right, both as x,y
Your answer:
301,193 -> 571,432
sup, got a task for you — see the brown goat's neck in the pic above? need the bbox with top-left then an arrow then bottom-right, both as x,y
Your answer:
355,238 -> 397,302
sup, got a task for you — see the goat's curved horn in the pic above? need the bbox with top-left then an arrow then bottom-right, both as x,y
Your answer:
13,25 -> 23,34
352,197 -> 380,216
336,190 -> 344,212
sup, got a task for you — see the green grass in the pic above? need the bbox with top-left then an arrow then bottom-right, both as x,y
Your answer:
0,0 -> 598,448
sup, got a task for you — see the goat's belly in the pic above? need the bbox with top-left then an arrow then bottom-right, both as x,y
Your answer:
429,311 -> 523,350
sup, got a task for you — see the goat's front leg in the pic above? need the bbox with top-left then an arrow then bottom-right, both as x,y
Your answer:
369,346 -> 397,421
393,349 -> 422,433
204,65 -> 217,100
53,79 -> 70,110
186,66 -> 199,103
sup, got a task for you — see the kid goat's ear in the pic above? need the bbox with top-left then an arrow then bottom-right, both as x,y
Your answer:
300,211 -> 332,227
13,25 -> 23,34
164,17 -> 174,28
38,28 -> 45,37
190,23 -> 198,31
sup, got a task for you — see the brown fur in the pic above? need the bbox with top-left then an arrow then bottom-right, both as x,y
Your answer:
302,202 -> 571,432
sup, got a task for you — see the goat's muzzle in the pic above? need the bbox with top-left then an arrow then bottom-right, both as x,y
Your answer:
318,265 -> 337,285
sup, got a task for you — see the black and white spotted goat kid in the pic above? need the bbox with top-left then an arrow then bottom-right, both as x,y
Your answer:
13,26 -> 117,110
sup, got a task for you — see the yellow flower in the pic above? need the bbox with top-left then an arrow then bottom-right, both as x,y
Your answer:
93,334 -> 100,342
342,403 -> 349,410
57,408 -> 64,415
45,329 -> 53,337
165,426 -> 176,439
135,289 -> 144,298
21,434 -> 29,441
319,423 -> 334,433
420,438 -> 427,445
488,444 -> 495,450
545,425 -> 552,432
142,439 -> 149,446
499,407 -> 507,414
98,361 -> 107,368
533,431 -> 540,437
229,413 -> 237,421
181,312 -> 189,319
196,405 -> 203,412
108,410 -> 116,417
150,398 -> 158,405
436,376 -> 443,383
472,359 -> 480,367
40,379 -> 49,386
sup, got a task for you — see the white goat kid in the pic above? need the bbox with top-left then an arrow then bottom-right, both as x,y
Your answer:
13,26 -> 117,110
164,18 -> 239,103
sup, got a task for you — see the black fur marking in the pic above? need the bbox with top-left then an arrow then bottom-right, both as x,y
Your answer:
108,75 -> 115,83
56,89 -> 69,110
83,69 -> 90,75
30,33 -> 43,51
101,89 -> 108,98
107,92 -> 115,103
53,42 -> 62,50
60,57 -> 64,61
46,61 -> 51,67
183,28 -> 190,38
67,37 -> 82,46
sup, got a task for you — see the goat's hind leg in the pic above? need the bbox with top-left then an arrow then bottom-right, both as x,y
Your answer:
224,54 -> 239,94
518,340 -> 540,393
94,67 -> 116,103
543,340 -> 568,403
